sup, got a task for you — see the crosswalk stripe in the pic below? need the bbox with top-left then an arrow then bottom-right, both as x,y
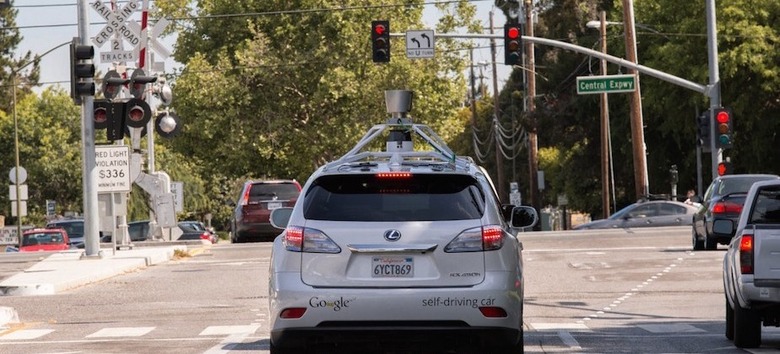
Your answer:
86,327 -> 155,338
0,329 -> 53,340
199,325 -> 260,336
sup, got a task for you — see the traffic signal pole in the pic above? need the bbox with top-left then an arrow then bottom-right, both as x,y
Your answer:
705,0 -> 723,179
76,0 -> 102,258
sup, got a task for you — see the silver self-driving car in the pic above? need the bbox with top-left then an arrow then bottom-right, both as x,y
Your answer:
267,90 -> 537,354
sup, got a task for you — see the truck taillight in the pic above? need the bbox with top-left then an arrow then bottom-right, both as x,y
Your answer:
712,201 -> 742,215
739,234 -> 754,274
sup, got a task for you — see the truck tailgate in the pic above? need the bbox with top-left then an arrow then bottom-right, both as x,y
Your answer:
754,227 -> 780,285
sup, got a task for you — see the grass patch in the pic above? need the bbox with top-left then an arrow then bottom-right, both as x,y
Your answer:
173,249 -> 191,259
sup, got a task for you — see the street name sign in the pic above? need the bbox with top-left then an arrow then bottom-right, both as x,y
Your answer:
96,145 -> 132,193
576,74 -> 636,94
406,30 -> 434,59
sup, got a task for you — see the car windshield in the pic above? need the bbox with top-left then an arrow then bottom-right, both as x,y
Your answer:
719,176 -> 778,197
303,174 -> 485,222
248,183 -> 299,202
23,232 -> 64,246
609,204 -> 636,220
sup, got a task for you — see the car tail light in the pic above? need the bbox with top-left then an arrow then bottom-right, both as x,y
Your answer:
712,201 -> 742,215
739,234 -> 754,274
376,172 -> 412,179
444,225 -> 504,252
240,186 -> 251,206
479,307 -> 508,318
280,307 -> 307,319
284,226 -> 341,253
199,232 -> 211,241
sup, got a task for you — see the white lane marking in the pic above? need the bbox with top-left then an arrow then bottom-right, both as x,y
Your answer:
199,325 -> 260,336
530,323 -> 589,331
638,324 -> 706,333
86,327 -> 155,338
201,325 -> 262,354
0,329 -> 53,340
558,330 -> 582,350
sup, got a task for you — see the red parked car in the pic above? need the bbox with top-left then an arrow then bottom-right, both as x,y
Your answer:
20,228 -> 71,252
230,179 -> 302,243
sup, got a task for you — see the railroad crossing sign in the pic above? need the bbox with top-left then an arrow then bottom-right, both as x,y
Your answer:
406,30 -> 434,59
576,74 -> 637,95
91,0 -> 142,49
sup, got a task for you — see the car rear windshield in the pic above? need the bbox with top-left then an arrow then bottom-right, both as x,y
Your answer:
303,174 -> 485,221
750,185 -> 780,224
23,232 -> 64,246
248,183 -> 299,203
47,221 -> 83,238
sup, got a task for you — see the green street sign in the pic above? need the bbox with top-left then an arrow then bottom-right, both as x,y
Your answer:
576,74 -> 636,94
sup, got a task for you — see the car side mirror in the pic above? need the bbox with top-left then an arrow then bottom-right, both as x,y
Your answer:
270,207 -> 294,229
510,206 -> 538,229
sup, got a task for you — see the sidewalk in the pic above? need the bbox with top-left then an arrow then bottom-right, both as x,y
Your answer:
0,243 -> 206,328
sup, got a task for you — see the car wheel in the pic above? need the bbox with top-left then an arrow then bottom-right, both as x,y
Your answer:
725,297 -> 734,340
692,227 -> 704,250
733,302 -> 761,348
705,231 -> 718,250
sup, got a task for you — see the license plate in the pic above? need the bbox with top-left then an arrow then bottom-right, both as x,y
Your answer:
267,201 -> 282,210
372,256 -> 414,278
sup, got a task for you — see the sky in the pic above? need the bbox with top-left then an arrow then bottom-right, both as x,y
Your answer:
15,0 -> 510,95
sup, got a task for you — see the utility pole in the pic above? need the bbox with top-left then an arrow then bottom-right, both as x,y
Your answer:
469,49 -> 478,128
598,11 -> 611,218
622,0 -> 649,200
524,0 -> 539,210
490,12 -> 506,201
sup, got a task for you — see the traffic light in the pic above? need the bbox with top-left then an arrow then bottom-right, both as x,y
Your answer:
504,24 -> 522,66
714,107 -> 733,149
696,109 -> 711,152
69,38 -> 95,105
371,20 -> 390,63
718,161 -> 733,176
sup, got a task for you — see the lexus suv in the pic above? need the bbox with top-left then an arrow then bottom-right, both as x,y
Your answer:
266,91 -> 538,354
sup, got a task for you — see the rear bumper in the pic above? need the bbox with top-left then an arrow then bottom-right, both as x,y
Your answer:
234,223 -> 279,239
271,325 -> 520,349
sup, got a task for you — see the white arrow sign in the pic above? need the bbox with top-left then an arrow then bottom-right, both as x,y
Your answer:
91,0 -> 143,49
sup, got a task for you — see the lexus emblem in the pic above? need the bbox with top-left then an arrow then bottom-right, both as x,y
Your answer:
384,229 -> 402,241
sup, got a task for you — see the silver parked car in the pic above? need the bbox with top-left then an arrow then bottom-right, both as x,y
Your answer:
573,200 -> 698,230
266,91 -> 538,354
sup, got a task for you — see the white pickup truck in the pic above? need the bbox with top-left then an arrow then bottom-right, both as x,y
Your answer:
723,179 -> 780,348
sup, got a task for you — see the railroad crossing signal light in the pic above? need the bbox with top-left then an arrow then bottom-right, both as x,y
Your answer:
69,38 -> 95,105
371,20 -> 390,63
714,107 -> 733,149
155,111 -> 181,138
102,70 -> 129,101
123,98 -> 152,129
696,109 -> 711,153
504,24 -> 522,66
93,99 -> 109,130
129,68 -> 157,99
718,161 -> 733,176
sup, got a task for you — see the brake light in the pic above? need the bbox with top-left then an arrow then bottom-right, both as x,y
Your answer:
280,307 -> 307,319
240,186 -> 251,206
739,234 -> 754,274
712,201 -> 742,215
445,225 -> 504,252
377,172 -> 412,179
284,226 -> 341,253
479,307 -> 508,318
199,232 -> 210,241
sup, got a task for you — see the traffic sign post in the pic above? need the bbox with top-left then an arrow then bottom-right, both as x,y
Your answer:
576,74 -> 636,95
95,145 -> 132,193
406,30 -> 434,59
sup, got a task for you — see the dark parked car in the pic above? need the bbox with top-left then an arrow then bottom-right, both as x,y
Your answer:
230,179 -> 301,243
692,174 -> 780,250
46,218 -> 85,248
573,200 -> 698,230
178,221 -> 217,244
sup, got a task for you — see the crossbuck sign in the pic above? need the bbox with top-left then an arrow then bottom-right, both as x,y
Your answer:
91,0 -> 143,49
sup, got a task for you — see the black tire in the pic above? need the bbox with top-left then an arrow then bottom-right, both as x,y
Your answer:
725,297 -> 734,340
734,303 -> 761,348
705,231 -> 718,250
692,227 -> 704,250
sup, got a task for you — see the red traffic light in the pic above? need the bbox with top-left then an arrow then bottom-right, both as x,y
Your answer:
507,27 -> 520,39
371,20 -> 390,63
373,23 -> 386,36
718,162 -> 732,176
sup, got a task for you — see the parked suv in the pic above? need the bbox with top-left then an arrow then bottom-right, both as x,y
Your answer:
266,91 -> 538,354
230,179 -> 302,243
46,218 -> 85,248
